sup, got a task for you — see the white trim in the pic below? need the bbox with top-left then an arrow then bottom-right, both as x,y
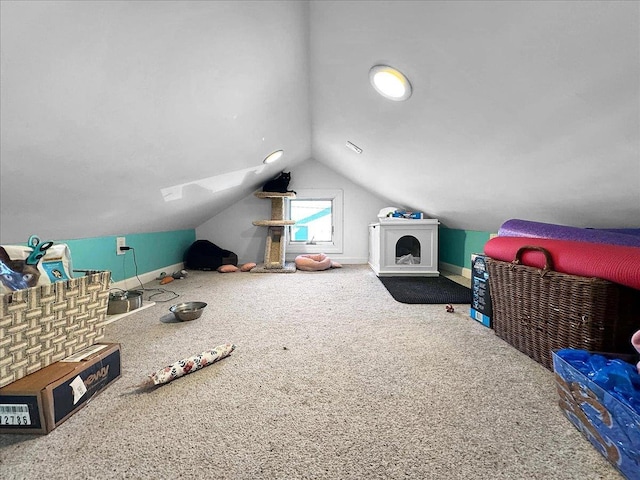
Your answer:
287,189 -> 344,254
103,301 -> 156,326
439,261 -> 471,279
110,262 -> 185,291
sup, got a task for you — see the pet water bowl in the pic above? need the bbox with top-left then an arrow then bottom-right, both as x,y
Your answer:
107,290 -> 143,315
169,301 -> 207,321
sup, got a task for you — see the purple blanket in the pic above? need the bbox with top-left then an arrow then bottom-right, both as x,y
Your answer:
498,219 -> 640,248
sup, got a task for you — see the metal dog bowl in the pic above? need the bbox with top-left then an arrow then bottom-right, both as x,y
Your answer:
169,301 -> 207,321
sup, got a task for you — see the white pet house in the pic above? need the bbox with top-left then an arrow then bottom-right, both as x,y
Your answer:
368,211 -> 439,277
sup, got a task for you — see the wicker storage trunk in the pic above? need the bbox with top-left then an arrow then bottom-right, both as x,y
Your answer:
486,247 -> 639,370
0,271 -> 111,387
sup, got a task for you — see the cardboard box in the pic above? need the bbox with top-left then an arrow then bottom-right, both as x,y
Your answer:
470,254 -> 492,327
0,343 -> 121,434
390,210 -> 424,219
553,351 -> 640,480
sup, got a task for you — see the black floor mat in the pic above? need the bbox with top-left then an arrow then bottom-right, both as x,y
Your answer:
378,275 -> 471,304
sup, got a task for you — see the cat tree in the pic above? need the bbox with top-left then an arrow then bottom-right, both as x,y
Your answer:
251,191 -> 297,273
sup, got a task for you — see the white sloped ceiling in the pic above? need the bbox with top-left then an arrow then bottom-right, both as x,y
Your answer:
0,1 -> 311,243
1,1 -> 638,245
309,1 -> 640,230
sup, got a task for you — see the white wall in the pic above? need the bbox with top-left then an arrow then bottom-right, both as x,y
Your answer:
196,159 -> 397,264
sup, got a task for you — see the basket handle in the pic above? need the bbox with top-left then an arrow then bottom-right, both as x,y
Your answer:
512,245 -> 554,276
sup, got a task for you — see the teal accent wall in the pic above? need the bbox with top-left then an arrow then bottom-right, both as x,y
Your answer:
60,229 -> 196,282
439,227 -> 492,270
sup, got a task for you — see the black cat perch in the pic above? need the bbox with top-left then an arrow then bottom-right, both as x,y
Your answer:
251,191 -> 297,273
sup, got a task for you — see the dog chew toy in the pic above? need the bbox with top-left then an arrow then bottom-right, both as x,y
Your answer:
160,276 -> 174,285
145,344 -> 236,387
217,264 -> 238,273
172,269 -> 188,279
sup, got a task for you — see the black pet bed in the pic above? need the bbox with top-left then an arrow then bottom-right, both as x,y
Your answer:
379,275 -> 471,304
184,240 -> 238,271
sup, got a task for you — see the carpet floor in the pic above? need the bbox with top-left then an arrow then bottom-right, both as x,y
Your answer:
0,265 -> 622,479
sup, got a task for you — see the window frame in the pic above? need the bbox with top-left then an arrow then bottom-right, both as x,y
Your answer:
286,188 -> 343,254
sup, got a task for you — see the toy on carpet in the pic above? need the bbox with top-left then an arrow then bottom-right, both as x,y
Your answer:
144,343 -> 236,387
217,264 -> 238,273
294,253 -> 342,271
632,330 -> 640,374
445,304 -> 455,313
172,269 -> 188,279
156,270 -> 188,284
217,262 -> 256,273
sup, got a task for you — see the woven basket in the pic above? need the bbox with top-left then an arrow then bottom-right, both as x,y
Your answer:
487,246 -> 639,370
0,271 -> 111,387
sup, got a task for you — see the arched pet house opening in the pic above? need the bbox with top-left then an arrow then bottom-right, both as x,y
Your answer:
396,235 -> 421,264
368,219 -> 439,277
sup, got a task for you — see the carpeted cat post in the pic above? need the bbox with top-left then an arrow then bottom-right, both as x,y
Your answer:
251,191 -> 297,273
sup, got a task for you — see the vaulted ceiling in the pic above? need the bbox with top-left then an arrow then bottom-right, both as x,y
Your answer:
1,1 -> 638,244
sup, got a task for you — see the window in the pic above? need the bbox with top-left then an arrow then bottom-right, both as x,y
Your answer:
287,189 -> 343,254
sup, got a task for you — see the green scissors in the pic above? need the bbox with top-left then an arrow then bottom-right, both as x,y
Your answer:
26,235 -> 53,266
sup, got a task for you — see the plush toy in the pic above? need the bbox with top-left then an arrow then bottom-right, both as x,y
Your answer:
144,344 -> 236,387
217,264 -> 238,273
632,330 -> 640,374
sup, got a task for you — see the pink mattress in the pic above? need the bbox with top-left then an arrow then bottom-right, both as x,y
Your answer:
484,236 -> 640,290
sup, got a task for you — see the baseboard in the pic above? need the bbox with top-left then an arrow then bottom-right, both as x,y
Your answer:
439,261 -> 471,279
111,262 -> 185,291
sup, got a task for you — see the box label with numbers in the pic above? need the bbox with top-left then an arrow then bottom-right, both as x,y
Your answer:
0,343 -> 120,434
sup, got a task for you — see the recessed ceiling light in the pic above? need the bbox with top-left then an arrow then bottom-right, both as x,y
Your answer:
263,149 -> 284,164
369,65 -> 412,101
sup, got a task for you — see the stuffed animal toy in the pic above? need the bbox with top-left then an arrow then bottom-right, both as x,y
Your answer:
144,344 -> 236,387
217,264 -> 238,273
632,330 -> 640,374
172,269 -> 188,279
